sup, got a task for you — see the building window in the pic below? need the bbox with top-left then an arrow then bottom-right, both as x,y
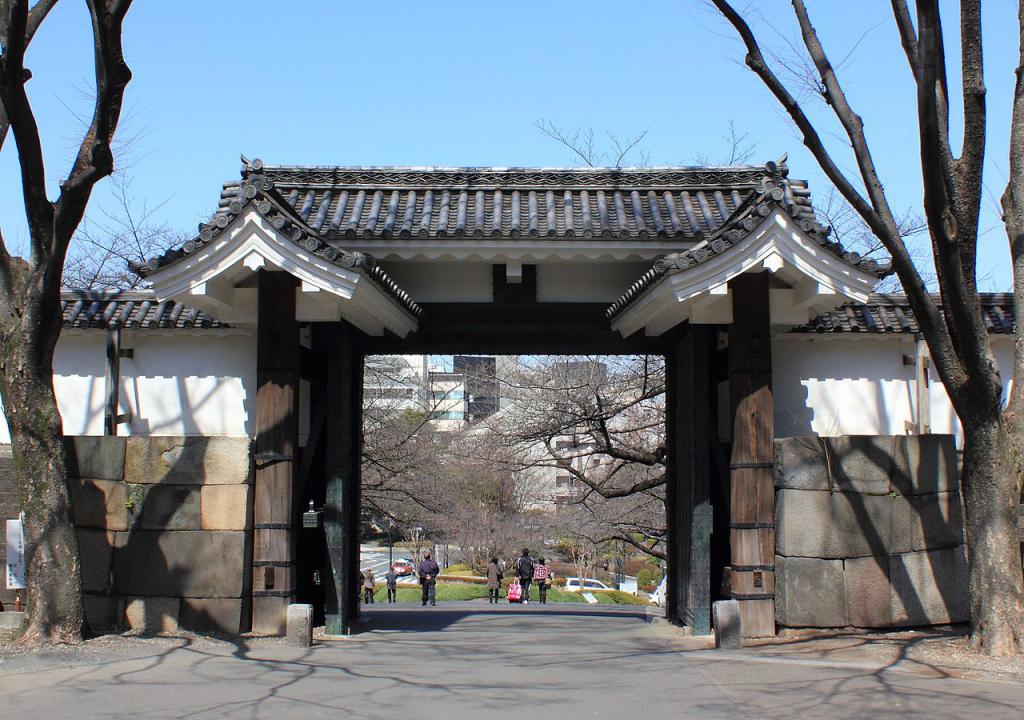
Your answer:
430,411 -> 464,421
431,390 -> 464,400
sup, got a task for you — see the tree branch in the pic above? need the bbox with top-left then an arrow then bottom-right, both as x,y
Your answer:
53,0 -> 133,266
889,0 -> 918,73
0,0 -> 54,261
1000,0 -> 1024,494
711,0 -> 966,402
0,0 -> 58,153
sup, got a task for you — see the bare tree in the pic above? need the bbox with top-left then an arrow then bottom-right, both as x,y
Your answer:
694,119 -> 758,167
64,174 -> 187,290
534,119 -> 651,167
711,0 -> 1024,655
482,355 -> 668,559
0,0 -> 134,643
815,186 -> 931,292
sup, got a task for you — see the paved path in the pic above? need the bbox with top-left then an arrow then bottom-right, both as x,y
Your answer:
1,605 -> 1022,719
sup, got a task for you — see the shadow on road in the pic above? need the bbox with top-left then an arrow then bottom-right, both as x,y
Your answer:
350,603 -> 653,633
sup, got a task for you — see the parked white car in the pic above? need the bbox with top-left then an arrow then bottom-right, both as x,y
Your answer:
563,577 -> 611,592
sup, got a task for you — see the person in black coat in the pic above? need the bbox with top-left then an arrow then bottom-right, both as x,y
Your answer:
417,551 -> 441,607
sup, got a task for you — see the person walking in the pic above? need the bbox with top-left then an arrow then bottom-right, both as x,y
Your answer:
486,556 -> 503,604
516,548 -> 535,604
533,556 -> 552,604
417,550 -> 440,606
386,566 -> 398,603
363,568 -> 376,604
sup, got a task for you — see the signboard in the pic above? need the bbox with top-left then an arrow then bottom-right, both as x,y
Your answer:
6,518 -> 25,590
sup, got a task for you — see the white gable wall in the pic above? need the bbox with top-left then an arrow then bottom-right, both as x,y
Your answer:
773,334 -> 1015,445
0,330 -> 257,443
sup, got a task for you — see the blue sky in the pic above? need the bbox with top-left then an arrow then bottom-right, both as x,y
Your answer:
0,1 -> 1019,289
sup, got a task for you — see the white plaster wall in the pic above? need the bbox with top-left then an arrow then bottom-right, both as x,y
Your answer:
773,335 -> 1015,445
536,262 -> 653,302
118,331 -> 256,437
379,262 -> 492,302
773,335 -> 917,438
0,330 -> 258,443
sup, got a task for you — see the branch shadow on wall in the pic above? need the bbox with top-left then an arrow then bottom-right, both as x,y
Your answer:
70,434 -> 255,637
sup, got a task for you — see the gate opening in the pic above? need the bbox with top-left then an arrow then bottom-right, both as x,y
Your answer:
295,351 -> 733,631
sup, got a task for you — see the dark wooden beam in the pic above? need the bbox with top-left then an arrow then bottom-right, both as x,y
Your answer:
252,271 -> 300,635
665,322 -> 713,634
359,302 -> 665,355
728,272 -> 776,637
324,320 -> 364,635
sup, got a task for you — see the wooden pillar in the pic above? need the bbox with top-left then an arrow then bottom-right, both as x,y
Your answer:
252,272 -> 300,635
103,327 -> 121,436
665,322 -> 712,634
324,320 -> 363,635
728,272 -> 776,637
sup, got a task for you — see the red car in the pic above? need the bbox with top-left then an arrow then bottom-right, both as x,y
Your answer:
391,559 -> 415,576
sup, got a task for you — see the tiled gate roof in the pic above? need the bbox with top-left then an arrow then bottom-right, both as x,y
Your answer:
218,164 -> 811,241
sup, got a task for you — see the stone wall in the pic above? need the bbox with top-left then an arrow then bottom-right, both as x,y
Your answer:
68,436 -> 253,634
774,435 -> 968,629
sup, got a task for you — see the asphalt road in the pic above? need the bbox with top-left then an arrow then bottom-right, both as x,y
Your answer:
1,605 -> 1021,719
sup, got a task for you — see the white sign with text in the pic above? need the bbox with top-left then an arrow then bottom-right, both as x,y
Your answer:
6,518 -> 25,590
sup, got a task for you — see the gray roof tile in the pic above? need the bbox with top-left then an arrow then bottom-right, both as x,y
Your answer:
61,291 -> 229,329
793,294 -> 1015,334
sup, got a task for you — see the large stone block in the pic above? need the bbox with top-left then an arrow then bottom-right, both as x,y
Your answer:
128,485 -> 201,530
70,477 -> 128,531
112,530 -> 247,598
180,597 -> 247,635
774,437 -> 829,491
775,556 -> 847,627
844,555 -> 892,627
65,436 -> 126,481
77,529 -> 114,593
125,437 -> 253,486
891,434 -> 958,495
125,596 -> 180,633
910,492 -> 965,551
83,593 -> 123,633
890,546 -> 969,626
201,485 -> 251,531
828,435 -> 901,496
776,489 -> 911,559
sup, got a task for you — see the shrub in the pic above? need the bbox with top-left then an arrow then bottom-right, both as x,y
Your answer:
440,563 -> 476,575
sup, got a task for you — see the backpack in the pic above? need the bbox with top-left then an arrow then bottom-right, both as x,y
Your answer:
507,581 -> 522,602
517,555 -> 535,579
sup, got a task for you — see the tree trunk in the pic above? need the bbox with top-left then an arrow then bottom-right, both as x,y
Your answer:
0,284 -> 83,643
961,413 -> 1024,655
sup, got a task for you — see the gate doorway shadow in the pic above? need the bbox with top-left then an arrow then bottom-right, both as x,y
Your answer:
349,604 -> 656,634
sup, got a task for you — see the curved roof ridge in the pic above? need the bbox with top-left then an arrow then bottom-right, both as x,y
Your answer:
606,167 -> 893,322
132,160 -> 422,319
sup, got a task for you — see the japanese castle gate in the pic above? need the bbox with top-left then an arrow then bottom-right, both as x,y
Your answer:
136,158 -> 884,636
